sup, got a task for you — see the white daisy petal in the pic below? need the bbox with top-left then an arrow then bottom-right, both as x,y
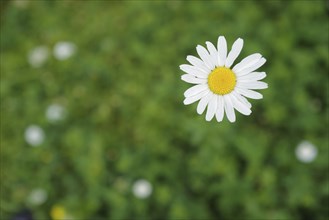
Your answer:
197,92 -> 214,115
180,64 -> 208,78
224,95 -> 236,122
183,90 -> 209,105
196,45 -> 215,70
181,74 -> 207,84
236,58 -> 266,76
215,96 -> 224,122
232,90 -> 252,108
236,88 -> 263,100
232,53 -> 262,73
217,36 -> 227,66
237,81 -> 268,90
206,95 -> 217,121
225,38 -> 244,68
206,41 -> 219,67
230,93 -> 252,115
184,84 -> 208,98
238,72 -> 266,82
186,55 -> 211,72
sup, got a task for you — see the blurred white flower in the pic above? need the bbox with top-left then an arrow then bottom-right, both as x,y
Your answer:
295,141 -> 318,163
26,188 -> 47,206
13,0 -> 29,8
132,179 -> 152,199
24,125 -> 45,147
53,41 -> 76,60
27,46 -> 49,68
46,104 -> 65,122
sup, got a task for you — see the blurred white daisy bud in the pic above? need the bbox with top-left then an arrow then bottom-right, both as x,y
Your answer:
132,179 -> 152,199
295,141 -> 318,163
53,41 -> 76,60
46,104 -> 65,122
24,125 -> 45,147
27,46 -> 49,68
26,188 -> 47,206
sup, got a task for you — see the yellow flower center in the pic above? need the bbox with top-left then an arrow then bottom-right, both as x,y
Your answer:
207,67 -> 237,95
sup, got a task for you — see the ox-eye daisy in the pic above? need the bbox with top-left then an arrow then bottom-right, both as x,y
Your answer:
180,35 -> 268,122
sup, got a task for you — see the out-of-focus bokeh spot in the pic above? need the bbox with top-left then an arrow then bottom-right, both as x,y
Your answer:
24,125 -> 45,147
132,179 -> 153,199
295,141 -> 318,163
45,103 -> 66,123
53,41 -> 76,61
26,188 -> 48,207
27,46 -> 49,68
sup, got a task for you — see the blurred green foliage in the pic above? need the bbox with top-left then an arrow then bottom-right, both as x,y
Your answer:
1,0 -> 328,220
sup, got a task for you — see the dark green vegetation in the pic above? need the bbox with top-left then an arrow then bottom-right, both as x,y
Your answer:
1,1 -> 328,219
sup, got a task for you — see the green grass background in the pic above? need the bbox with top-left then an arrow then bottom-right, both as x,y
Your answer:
1,0 -> 328,219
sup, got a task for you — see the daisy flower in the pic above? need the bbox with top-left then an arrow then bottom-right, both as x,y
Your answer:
180,35 -> 268,122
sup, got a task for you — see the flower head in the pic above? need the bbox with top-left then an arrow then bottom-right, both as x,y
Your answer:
180,36 -> 267,122
132,179 -> 152,199
46,104 -> 66,122
295,141 -> 317,163
50,205 -> 66,220
24,125 -> 45,146
26,188 -> 48,206
27,46 -> 49,68
53,41 -> 76,60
